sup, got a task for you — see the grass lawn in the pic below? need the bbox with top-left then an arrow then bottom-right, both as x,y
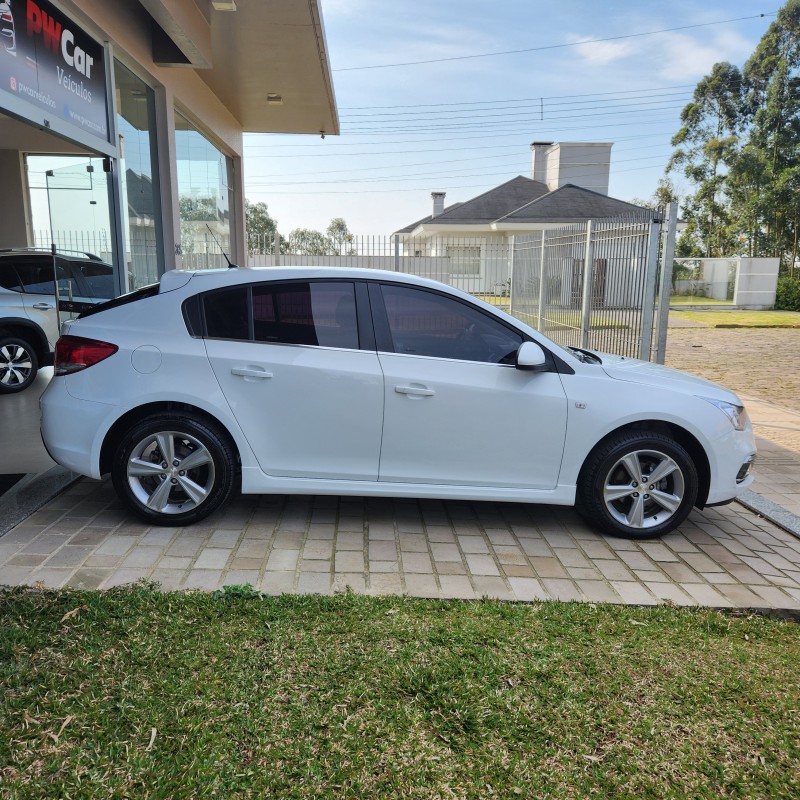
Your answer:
669,296 -> 733,306
2,588 -> 799,798
670,310 -> 800,328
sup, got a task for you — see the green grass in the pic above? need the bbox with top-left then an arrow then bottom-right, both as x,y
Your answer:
2,588 -> 799,798
669,309 -> 800,328
670,295 -> 733,306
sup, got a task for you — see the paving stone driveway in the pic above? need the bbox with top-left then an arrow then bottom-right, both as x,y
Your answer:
1,477 -> 799,609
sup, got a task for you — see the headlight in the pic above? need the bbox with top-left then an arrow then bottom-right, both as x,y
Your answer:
700,397 -> 747,431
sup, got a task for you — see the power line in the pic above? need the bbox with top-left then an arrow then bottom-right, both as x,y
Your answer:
340,91 -> 692,119
342,99 -> 689,127
247,154 -> 669,187
247,141 -> 672,179
333,14 -> 774,71
337,84 -> 698,111
257,161 -> 670,195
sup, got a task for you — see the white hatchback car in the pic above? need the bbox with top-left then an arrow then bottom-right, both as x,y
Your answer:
40,267 -> 756,538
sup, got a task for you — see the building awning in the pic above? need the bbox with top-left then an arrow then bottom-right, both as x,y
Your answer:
140,0 -> 339,135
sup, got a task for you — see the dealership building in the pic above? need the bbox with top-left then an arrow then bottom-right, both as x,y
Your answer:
0,0 -> 338,294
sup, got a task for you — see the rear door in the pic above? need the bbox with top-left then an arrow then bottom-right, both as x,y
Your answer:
204,280 -> 385,481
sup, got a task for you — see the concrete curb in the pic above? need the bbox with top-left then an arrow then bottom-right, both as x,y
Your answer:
736,489 -> 800,541
0,467 -> 81,537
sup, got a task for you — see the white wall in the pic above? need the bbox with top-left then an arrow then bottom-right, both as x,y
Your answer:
734,258 -> 780,309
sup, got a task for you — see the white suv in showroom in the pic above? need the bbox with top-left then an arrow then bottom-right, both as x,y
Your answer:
0,249 -> 115,392
40,267 -> 756,538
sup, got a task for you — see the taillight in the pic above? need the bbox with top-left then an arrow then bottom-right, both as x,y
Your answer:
54,336 -> 118,375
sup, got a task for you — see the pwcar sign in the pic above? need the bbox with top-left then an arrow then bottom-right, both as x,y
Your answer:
0,0 -> 108,142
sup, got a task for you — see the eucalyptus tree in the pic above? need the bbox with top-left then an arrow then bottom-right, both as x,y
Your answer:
667,62 -> 745,257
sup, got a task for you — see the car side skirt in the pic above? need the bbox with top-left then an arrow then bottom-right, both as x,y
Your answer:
239,467 -> 577,505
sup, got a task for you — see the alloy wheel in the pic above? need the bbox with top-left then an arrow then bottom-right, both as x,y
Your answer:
0,343 -> 33,388
602,448 -> 685,531
126,430 -> 216,515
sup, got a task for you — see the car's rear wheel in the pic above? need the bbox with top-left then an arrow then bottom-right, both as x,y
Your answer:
112,413 -> 237,526
0,336 -> 38,393
577,431 -> 698,539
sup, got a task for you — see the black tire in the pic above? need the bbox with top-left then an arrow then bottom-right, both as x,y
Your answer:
0,336 -> 39,393
111,413 -> 237,526
577,430 -> 698,539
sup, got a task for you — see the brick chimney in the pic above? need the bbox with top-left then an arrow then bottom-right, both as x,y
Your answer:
431,191 -> 446,217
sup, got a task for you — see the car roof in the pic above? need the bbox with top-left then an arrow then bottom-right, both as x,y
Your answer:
161,265 -> 458,294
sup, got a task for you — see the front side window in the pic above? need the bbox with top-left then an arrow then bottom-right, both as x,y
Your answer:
380,284 -> 522,364
201,281 -> 359,349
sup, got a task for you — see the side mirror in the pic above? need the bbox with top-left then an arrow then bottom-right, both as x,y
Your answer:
516,341 -> 547,371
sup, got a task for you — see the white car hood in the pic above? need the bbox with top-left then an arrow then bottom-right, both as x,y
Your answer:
600,353 -> 742,404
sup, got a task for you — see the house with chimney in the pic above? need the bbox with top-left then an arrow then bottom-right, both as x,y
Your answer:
394,142 -> 652,294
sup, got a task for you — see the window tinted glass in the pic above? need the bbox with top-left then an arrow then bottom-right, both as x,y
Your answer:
10,257 -> 70,295
203,287 -> 249,340
74,260 -> 115,299
253,282 -> 358,349
0,262 -> 23,291
381,285 -> 522,364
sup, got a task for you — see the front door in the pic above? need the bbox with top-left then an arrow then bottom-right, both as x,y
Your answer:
374,283 -> 568,489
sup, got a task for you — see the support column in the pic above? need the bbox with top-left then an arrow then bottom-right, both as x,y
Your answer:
154,86 -> 181,271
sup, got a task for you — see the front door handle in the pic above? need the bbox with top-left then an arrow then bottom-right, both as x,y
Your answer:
395,384 -> 435,397
231,367 -> 273,379
33,303 -> 54,310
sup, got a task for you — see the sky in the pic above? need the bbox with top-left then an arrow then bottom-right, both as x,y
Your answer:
242,0 -> 779,236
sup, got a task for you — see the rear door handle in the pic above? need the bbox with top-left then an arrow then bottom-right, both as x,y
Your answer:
231,367 -> 273,379
395,384 -> 435,397
33,303 -> 54,310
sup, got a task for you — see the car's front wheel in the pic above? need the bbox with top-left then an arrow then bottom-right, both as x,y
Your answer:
112,413 -> 237,526
577,431 -> 698,539
0,336 -> 38,393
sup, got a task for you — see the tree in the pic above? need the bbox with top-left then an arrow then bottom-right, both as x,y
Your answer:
664,1 -> 800,273
286,228 -> 334,256
245,200 -> 280,254
326,217 -> 355,254
667,62 -> 744,257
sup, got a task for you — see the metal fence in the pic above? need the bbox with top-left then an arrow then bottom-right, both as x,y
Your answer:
509,214 -> 668,360
248,233 -> 513,299
34,211 -> 677,362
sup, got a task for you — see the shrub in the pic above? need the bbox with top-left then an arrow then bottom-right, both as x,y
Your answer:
775,275 -> 800,311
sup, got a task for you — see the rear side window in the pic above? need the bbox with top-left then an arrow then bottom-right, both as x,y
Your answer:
201,281 -> 359,349
253,282 -> 358,348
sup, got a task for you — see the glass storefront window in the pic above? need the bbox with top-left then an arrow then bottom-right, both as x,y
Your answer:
175,109 -> 234,269
115,61 -> 163,290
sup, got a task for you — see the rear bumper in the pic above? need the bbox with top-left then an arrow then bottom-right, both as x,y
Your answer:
40,377 -> 113,478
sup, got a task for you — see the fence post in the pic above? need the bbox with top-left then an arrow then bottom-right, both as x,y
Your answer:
537,230 -> 547,331
638,218 -> 662,360
653,202 -> 678,364
508,236 -> 515,312
580,221 -> 594,349
273,231 -> 281,267
394,235 -> 400,271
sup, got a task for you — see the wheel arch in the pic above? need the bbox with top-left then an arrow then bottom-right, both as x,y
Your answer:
99,401 -> 242,476
0,319 -> 50,363
578,420 -> 711,508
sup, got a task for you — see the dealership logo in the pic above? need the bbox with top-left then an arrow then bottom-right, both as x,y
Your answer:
26,0 -> 94,78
